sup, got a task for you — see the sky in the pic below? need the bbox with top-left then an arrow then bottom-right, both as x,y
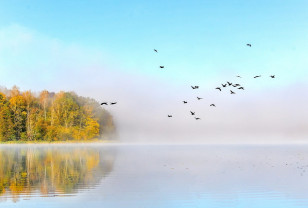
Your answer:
0,0 -> 308,143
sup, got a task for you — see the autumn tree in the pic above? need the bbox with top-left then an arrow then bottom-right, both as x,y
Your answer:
0,86 -> 115,142
9,95 -> 26,140
39,90 -> 49,121
0,93 -> 14,141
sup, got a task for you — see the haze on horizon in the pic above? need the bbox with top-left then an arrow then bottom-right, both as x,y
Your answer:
0,0 -> 308,144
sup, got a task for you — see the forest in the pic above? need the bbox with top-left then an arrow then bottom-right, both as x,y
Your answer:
0,86 -> 115,142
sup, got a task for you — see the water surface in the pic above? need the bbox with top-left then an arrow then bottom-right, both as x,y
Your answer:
1,144 -> 308,208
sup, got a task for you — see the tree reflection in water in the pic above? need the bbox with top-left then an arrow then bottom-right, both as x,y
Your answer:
0,145 -> 115,201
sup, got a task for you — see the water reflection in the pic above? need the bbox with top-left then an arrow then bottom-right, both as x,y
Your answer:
2,144 -> 308,208
0,145 -> 116,202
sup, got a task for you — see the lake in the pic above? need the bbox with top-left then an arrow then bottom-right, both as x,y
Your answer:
1,144 -> 308,208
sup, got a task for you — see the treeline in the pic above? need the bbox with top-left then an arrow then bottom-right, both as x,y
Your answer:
0,86 -> 115,142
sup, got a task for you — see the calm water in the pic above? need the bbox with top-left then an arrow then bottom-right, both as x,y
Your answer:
1,144 -> 308,208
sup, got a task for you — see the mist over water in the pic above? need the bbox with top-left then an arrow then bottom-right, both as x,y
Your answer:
111,80 -> 308,144
69,65 -> 308,144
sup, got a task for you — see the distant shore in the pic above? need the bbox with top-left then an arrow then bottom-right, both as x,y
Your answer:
0,139 -> 116,144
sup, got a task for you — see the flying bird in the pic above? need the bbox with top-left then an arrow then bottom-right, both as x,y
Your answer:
197,97 -> 203,100
168,115 -> 172,117
210,104 -> 216,107
101,102 -> 108,105
238,87 -> 244,90
154,49 -> 158,53
254,75 -> 261,78
191,86 -> 199,89
110,102 -> 117,105
183,101 -> 188,104
227,82 -> 232,86
237,75 -> 242,78
230,90 -> 235,94
160,66 -> 165,69
222,84 -> 227,87
216,87 -> 221,91
195,117 -> 201,120
190,111 -> 195,115
270,75 -> 275,78
247,44 -> 252,47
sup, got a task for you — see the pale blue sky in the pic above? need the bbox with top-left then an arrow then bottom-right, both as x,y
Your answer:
1,0 -> 308,86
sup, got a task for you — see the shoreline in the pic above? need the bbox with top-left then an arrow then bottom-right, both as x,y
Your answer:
0,139 -> 117,145
2,141 -> 308,146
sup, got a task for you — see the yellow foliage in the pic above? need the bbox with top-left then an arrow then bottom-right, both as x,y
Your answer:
0,86 -> 115,141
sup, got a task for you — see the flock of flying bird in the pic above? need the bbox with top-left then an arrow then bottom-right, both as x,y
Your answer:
156,44 -> 276,120
100,43 -> 276,121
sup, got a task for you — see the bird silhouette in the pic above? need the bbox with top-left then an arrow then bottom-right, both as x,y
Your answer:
160,66 -> 165,69
154,49 -> 158,53
197,97 -> 203,100
227,82 -> 232,86
191,86 -> 199,89
195,117 -> 201,120
270,75 -> 275,78
254,75 -> 261,78
238,87 -> 244,90
210,104 -> 216,107
237,75 -> 242,78
110,102 -> 117,105
247,44 -> 252,47
183,101 -> 187,104
230,90 -> 235,94
190,111 -> 195,115
216,87 -> 221,91
101,102 -> 108,105
222,84 -> 227,87
168,115 -> 172,117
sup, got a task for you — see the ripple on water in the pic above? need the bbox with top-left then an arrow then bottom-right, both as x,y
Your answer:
1,144 -> 308,208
